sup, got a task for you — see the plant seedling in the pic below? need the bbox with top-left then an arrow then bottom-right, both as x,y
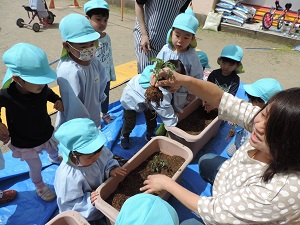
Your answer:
144,58 -> 175,107
150,155 -> 171,173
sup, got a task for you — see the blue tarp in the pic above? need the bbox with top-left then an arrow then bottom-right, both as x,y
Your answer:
0,83 -> 248,225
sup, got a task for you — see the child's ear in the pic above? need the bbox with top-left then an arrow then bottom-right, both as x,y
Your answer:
62,42 -> 69,50
12,75 -> 21,83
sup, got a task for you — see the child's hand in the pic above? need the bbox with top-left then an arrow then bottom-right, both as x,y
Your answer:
0,123 -> 10,144
110,167 -> 127,177
90,190 -> 99,206
54,100 -> 64,112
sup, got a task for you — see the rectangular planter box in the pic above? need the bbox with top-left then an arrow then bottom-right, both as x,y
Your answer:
45,211 -> 90,225
95,136 -> 193,225
166,97 -> 222,156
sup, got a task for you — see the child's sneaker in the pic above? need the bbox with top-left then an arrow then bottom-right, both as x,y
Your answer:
36,185 -> 56,202
145,132 -> 156,142
120,136 -> 130,149
227,143 -> 237,157
156,123 -> 167,136
48,153 -> 63,164
102,113 -> 114,124
0,190 -> 17,204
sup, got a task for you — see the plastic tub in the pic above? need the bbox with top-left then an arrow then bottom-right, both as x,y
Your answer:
95,136 -> 193,225
166,97 -> 222,156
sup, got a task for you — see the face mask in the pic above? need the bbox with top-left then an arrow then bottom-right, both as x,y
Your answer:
68,44 -> 96,61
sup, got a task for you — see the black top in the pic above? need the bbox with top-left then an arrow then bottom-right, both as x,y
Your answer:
207,68 -> 240,96
0,82 -> 61,148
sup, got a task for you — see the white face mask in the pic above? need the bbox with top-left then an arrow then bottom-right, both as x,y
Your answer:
68,44 -> 96,61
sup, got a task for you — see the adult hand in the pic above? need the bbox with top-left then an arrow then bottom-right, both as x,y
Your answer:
154,68 -> 182,92
140,174 -> 172,193
140,35 -> 151,54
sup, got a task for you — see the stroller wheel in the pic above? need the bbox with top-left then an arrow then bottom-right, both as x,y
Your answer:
47,11 -> 55,24
16,18 -> 24,28
32,23 -> 40,32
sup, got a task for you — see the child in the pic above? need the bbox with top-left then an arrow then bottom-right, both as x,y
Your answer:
204,44 -> 243,112
119,60 -> 185,149
84,0 -> 116,124
197,50 -> 211,81
54,118 -> 126,223
0,43 -> 64,201
29,0 -> 51,27
55,13 -> 107,129
115,193 -> 179,225
227,78 -> 283,156
157,7 -> 202,113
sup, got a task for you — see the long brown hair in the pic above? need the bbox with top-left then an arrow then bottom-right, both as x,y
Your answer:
261,88 -> 300,182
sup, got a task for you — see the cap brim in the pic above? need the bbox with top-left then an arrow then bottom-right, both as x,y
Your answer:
67,32 -> 100,44
243,84 -> 259,98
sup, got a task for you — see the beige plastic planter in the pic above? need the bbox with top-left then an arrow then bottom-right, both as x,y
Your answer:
166,97 -> 222,156
45,210 -> 90,225
95,136 -> 193,225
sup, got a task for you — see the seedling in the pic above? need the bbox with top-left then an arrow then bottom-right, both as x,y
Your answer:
144,58 -> 175,107
150,155 -> 171,173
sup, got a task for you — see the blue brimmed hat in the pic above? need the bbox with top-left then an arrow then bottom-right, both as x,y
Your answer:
59,13 -> 100,58
138,65 -> 155,89
54,118 -> 106,162
2,43 -> 57,89
84,0 -> 109,14
167,8 -> 199,48
217,44 -> 244,73
115,193 -> 179,225
197,50 -> 211,68
243,78 -> 282,103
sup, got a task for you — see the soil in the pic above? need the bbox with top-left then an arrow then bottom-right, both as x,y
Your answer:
145,86 -> 163,107
177,105 -> 218,135
106,152 -> 185,211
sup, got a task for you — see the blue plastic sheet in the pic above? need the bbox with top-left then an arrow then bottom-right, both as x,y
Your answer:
0,83 -> 248,225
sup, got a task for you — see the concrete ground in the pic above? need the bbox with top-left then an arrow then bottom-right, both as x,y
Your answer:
0,0 -> 299,152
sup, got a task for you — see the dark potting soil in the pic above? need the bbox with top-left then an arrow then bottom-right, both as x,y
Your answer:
176,106 -> 218,135
106,152 -> 185,211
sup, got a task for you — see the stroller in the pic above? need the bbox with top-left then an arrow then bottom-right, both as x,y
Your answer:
16,0 -> 55,32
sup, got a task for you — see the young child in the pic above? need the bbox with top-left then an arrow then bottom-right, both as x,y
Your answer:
197,50 -> 211,81
204,44 -> 243,112
29,0 -> 51,27
55,13 -> 107,129
84,0 -> 116,124
115,193 -> 179,225
0,43 -> 64,201
54,118 -> 126,223
119,60 -> 185,149
157,7 -> 202,113
227,78 -> 283,156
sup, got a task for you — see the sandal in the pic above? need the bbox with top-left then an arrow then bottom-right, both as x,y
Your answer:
0,190 -> 17,204
36,185 -> 56,202
102,114 -> 114,124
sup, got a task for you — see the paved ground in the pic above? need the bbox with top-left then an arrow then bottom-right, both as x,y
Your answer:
0,0 -> 299,152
